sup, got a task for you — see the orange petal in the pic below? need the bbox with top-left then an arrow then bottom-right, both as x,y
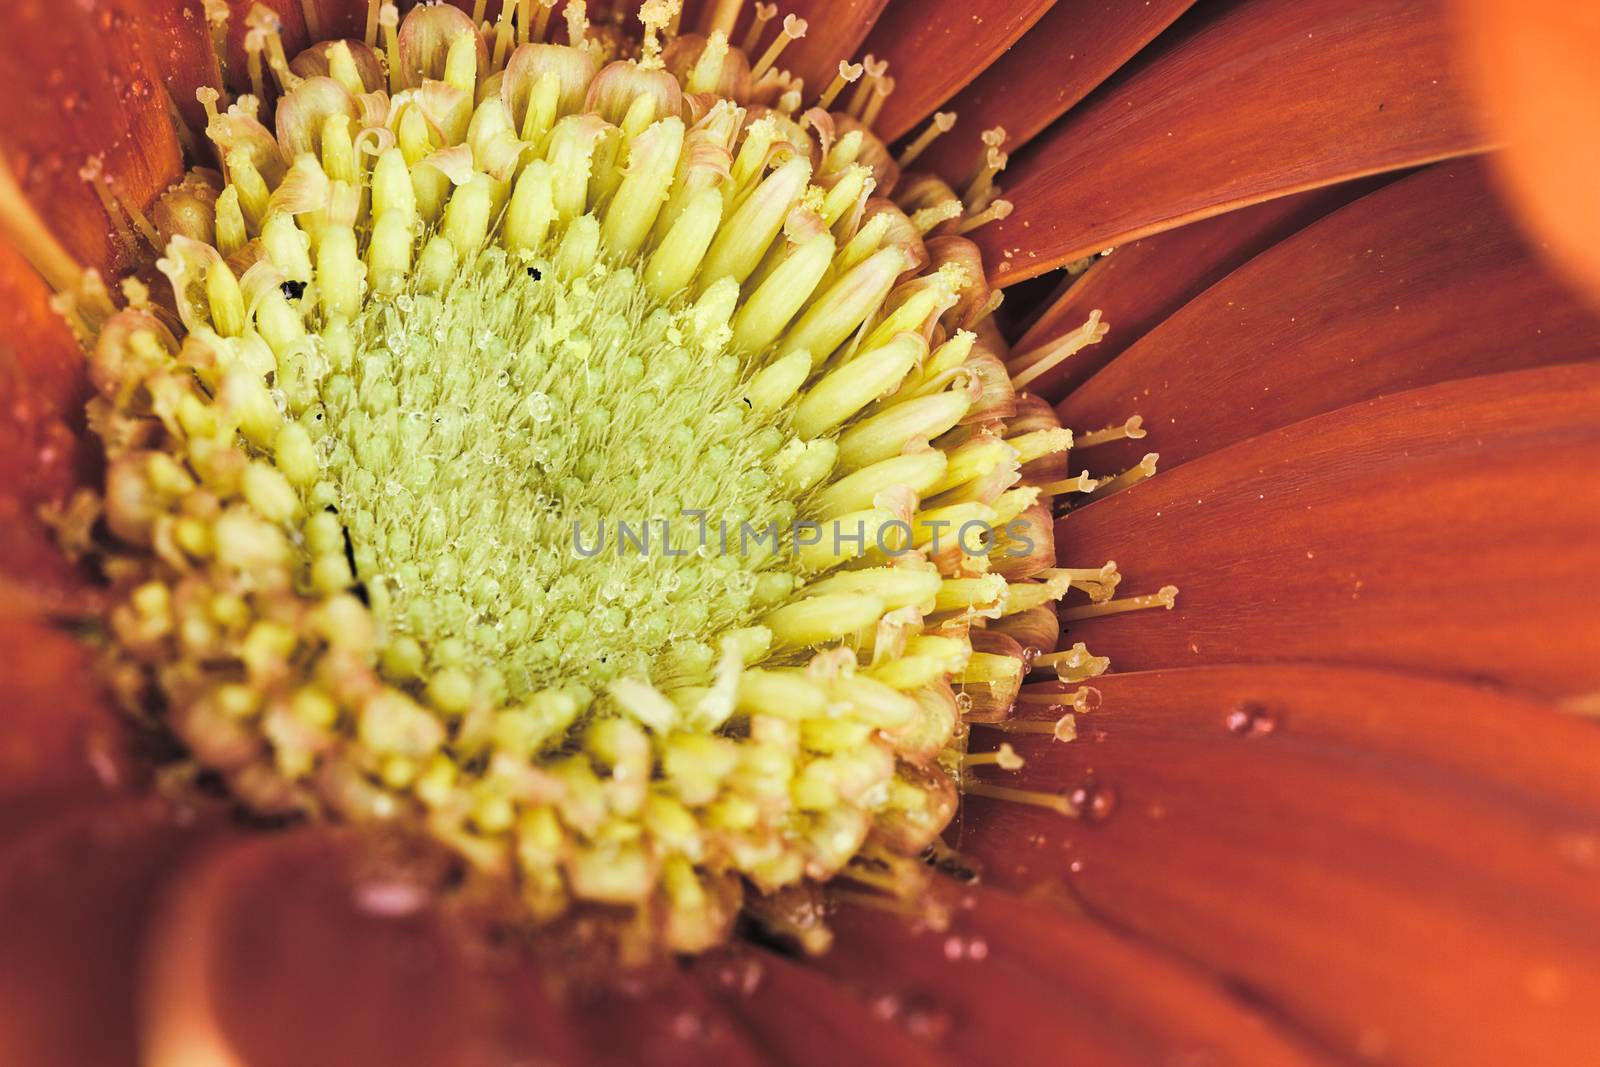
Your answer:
1451,0 -> 1600,309
0,389 -> 124,833
1012,179 -> 1379,401
139,0 -> 225,134
802,886 -> 1328,1064
693,947 -> 958,1066
960,664 -> 1600,1065
310,0 -> 371,42
975,0 -> 1491,286
916,0 -> 1197,179
0,613 -> 126,802
140,827 -> 587,1067
0,241 -> 102,599
0,797 -> 220,1066
1053,362 -> 1600,701
0,0 -> 185,276
1055,160 -> 1600,472
856,0 -> 1054,144
564,959 -> 771,1065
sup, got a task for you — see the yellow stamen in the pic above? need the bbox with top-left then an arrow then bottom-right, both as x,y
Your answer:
955,197 -> 1011,236
532,0 -> 556,42
910,198 -> 963,235
963,742 -> 1024,770
898,111 -> 957,168
1058,585 -> 1179,622
0,159 -> 108,324
1084,452 -> 1160,501
966,126 -> 1007,201
1010,309 -> 1109,389
1037,563 -> 1121,602
743,2 -> 777,52
380,3 -> 402,91
1037,472 -> 1099,496
751,13 -> 806,79
1076,415 -> 1147,448
493,0 -> 518,69
847,55 -> 888,118
77,158 -> 137,252
702,0 -> 744,37
974,713 -> 1079,742
297,0 -> 321,39
861,75 -> 895,129
1033,642 -> 1110,682
960,780 -> 1077,816
563,0 -> 589,51
1016,686 -> 1102,713
817,61 -> 863,111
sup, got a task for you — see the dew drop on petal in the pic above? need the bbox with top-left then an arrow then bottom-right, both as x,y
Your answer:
1225,702 -> 1278,736
668,1009 -> 713,1043
1070,780 -> 1118,823
901,1001 -> 954,1041
708,953 -> 765,997
352,879 -> 430,917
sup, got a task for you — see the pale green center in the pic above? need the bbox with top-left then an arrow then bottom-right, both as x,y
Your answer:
314,246 -> 804,699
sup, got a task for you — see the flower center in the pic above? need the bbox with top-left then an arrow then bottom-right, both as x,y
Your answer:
323,244 -> 804,701
14,0 -> 1178,954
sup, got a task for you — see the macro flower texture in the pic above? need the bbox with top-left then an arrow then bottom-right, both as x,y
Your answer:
1,0 -> 1598,1062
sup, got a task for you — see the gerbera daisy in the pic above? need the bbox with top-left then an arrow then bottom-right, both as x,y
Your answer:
0,0 -> 1596,1064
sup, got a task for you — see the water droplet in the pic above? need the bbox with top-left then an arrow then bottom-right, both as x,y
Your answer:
1070,780 -> 1118,823
708,954 -> 764,997
869,991 -> 903,1021
940,934 -> 989,961
353,879 -> 429,917
1225,702 -> 1278,736
668,1009 -> 712,1043
901,1003 -> 953,1041
525,390 -> 553,423
869,990 -> 953,1040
